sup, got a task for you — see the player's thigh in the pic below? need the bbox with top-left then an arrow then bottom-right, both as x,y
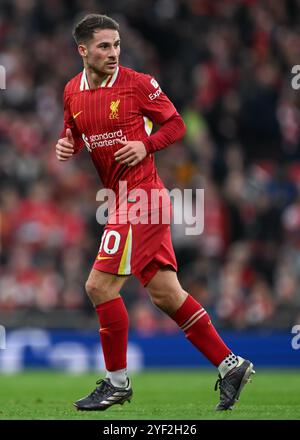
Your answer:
85,268 -> 130,305
146,267 -> 188,311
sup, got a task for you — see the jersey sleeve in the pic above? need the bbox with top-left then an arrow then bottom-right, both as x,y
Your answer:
136,74 -> 178,125
60,86 -> 84,154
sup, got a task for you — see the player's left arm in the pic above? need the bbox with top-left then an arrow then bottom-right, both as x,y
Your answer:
114,75 -> 186,167
114,139 -> 147,167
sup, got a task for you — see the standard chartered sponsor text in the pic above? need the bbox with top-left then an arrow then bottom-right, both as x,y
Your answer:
82,129 -> 127,150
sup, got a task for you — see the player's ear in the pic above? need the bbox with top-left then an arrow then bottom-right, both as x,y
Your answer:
78,44 -> 88,58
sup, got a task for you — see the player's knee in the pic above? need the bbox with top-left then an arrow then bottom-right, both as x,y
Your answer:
149,288 -> 173,310
85,280 -> 108,302
85,280 -> 98,299
151,296 -> 166,310
85,278 -> 121,305
149,286 -> 188,315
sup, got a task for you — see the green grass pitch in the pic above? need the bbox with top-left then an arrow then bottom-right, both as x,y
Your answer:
0,369 -> 299,420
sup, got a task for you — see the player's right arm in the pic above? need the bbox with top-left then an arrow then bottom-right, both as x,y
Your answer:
56,128 -> 74,161
56,85 -> 83,161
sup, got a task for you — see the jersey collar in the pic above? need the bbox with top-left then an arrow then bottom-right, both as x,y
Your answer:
80,66 -> 119,91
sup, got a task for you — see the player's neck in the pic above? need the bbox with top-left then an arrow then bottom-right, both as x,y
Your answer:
85,66 -> 109,89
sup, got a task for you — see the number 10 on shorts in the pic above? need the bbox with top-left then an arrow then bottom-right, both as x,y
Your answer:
99,230 -> 121,255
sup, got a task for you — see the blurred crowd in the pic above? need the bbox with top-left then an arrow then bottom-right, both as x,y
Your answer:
1,0 -> 300,332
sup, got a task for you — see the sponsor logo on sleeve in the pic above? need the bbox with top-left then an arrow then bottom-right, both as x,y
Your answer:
150,78 -> 159,89
149,77 -> 162,100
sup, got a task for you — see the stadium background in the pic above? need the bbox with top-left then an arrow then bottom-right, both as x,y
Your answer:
0,0 -> 300,375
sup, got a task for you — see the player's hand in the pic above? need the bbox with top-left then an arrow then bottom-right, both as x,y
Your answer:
55,128 -> 75,161
114,140 -> 147,167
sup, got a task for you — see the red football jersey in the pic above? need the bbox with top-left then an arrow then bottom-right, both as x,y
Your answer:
62,65 -> 179,193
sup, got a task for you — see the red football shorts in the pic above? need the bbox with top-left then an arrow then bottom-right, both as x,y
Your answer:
93,220 -> 178,286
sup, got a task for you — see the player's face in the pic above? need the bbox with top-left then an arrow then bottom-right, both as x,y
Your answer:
79,29 -> 120,77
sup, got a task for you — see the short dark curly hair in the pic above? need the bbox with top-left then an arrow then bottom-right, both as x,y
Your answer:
72,14 -> 119,44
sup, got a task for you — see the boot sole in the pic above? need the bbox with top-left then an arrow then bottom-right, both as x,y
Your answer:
74,393 -> 133,411
73,398 -> 131,411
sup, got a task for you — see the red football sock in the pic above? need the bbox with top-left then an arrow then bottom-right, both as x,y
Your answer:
171,294 -> 231,366
95,297 -> 129,372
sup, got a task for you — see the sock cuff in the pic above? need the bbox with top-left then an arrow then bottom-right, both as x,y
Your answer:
95,296 -> 128,326
171,294 -> 206,327
95,296 -> 125,313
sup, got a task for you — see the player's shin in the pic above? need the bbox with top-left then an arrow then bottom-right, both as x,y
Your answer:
95,297 -> 129,387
